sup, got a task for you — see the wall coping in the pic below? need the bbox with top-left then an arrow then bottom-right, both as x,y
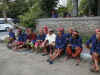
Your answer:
37,17 -> 100,21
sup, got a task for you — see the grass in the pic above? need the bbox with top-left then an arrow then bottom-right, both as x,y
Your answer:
81,35 -> 91,44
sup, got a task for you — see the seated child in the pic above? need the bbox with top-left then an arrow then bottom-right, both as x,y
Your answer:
86,29 -> 100,49
66,31 -> 82,65
22,29 -> 27,43
7,28 -> 16,48
89,32 -> 100,72
12,29 -> 25,50
34,29 -> 46,51
42,29 -> 56,56
25,28 -> 37,49
47,29 -> 66,64
64,28 -> 74,43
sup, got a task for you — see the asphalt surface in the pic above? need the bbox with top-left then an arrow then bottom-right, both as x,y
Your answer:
0,43 -> 99,75
0,31 -> 8,36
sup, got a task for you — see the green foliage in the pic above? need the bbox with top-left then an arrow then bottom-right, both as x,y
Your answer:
40,0 -> 58,17
19,0 -> 59,28
57,6 -> 68,17
0,0 -> 59,28
0,0 -> 8,10
7,0 -> 29,18
81,35 -> 90,44
19,0 -> 43,28
66,0 -> 73,13
0,0 -> 9,18
79,0 -> 89,16
88,0 -> 97,15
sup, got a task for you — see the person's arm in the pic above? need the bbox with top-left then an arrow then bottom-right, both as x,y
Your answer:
78,37 -> 82,48
91,40 -> 96,53
86,35 -> 95,46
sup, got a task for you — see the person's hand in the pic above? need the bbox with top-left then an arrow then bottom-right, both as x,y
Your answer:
37,40 -> 40,42
85,45 -> 91,51
67,44 -> 72,47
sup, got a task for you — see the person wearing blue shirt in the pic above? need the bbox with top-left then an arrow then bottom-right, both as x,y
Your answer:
89,32 -> 100,72
47,29 -> 66,64
86,34 -> 96,46
86,29 -> 100,49
12,29 -> 25,50
64,28 -> 74,44
8,28 -> 15,42
37,34 -> 46,41
34,29 -> 46,50
9,32 -> 15,40
7,28 -> 16,49
17,34 -> 24,42
66,31 -> 82,65
22,31 -> 28,43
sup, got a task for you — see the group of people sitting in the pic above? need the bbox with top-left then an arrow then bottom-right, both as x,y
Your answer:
7,25 -> 100,72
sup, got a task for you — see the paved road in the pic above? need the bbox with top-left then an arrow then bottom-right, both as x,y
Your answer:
0,31 -> 8,36
0,31 -> 8,41
0,29 -> 17,41
0,43 -> 99,75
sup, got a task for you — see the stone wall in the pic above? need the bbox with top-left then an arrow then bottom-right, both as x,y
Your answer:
37,17 -> 100,36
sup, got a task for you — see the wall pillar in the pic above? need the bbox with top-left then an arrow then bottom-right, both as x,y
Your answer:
97,0 -> 100,16
72,0 -> 78,16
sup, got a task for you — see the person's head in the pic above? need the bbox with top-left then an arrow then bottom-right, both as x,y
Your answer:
43,25 -> 48,34
39,28 -> 43,35
95,29 -> 100,34
96,32 -> 100,40
17,28 -> 22,35
8,28 -> 13,32
57,31 -> 62,37
68,28 -> 74,34
48,29 -> 53,35
72,31 -> 79,39
57,27 -> 64,34
26,28 -> 32,35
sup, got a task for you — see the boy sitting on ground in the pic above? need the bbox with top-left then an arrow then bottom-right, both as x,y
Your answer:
42,29 -> 56,56
12,29 -> 25,50
65,31 -> 83,65
7,28 -> 16,49
86,29 -> 100,49
34,29 -> 46,52
47,28 -> 66,64
89,31 -> 100,72
25,28 -> 37,49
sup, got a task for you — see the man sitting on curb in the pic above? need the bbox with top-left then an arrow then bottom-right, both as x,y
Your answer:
42,29 -> 56,56
65,31 -> 83,65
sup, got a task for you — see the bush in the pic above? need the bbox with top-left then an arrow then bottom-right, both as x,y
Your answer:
57,6 -> 68,17
19,0 -> 43,29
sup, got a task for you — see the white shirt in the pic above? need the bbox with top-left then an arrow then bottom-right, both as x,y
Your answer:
45,33 -> 56,44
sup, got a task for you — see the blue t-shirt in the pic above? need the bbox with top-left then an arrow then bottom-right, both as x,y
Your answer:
37,34 -> 46,41
55,35 -> 66,49
69,36 -> 82,48
9,32 -> 15,39
91,39 -> 100,54
64,33 -> 72,44
86,34 -> 96,46
22,32 -> 27,42
17,34 -> 24,42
